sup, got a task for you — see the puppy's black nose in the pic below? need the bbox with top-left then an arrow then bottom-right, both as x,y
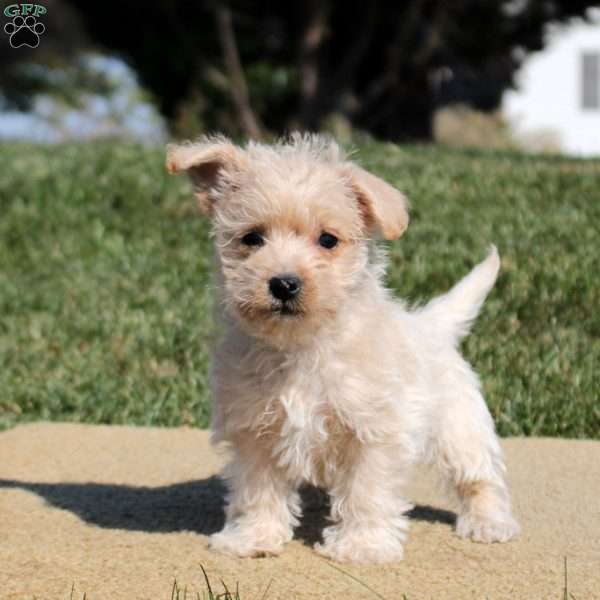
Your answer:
269,274 -> 302,301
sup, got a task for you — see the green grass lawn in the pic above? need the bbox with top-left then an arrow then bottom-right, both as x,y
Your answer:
0,141 -> 598,438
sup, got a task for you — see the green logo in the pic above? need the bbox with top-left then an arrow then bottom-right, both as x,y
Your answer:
4,4 -> 46,17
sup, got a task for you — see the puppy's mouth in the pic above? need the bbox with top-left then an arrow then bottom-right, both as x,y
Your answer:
271,302 -> 304,318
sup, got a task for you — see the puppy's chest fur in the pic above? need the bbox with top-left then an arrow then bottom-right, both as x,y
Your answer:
214,343 -> 359,486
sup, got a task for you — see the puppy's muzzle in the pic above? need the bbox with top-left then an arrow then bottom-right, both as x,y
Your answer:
269,274 -> 302,302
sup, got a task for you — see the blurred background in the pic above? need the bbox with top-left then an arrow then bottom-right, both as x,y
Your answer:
1,0 -> 599,154
1,1 -> 598,437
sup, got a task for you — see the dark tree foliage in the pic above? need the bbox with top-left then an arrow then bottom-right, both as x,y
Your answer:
19,1 -> 600,139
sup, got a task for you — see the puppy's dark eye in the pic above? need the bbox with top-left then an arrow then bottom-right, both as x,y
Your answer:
318,232 -> 338,249
241,231 -> 264,247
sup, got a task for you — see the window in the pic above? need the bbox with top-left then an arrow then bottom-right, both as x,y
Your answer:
581,52 -> 600,110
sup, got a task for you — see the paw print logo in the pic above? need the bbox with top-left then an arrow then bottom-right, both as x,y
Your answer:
4,15 -> 45,48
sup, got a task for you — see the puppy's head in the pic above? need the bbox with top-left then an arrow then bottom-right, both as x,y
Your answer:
167,134 -> 409,346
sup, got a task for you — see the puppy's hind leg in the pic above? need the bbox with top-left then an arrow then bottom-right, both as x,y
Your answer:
431,360 -> 520,543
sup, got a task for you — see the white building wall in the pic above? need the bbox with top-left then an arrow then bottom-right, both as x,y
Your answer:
503,13 -> 600,156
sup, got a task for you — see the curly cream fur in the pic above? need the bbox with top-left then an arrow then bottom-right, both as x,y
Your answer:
166,133 -> 520,564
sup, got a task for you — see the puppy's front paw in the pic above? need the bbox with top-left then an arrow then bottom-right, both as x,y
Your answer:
209,523 -> 289,558
456,512 -> 520,543
315,525 -> 405,564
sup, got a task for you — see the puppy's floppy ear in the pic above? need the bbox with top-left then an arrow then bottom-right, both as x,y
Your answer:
346,165 -> 409,240
166,137 -> 244,216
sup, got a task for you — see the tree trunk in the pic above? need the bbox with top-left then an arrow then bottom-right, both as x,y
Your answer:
298,0 -> 330,130
214,4 -> 263,139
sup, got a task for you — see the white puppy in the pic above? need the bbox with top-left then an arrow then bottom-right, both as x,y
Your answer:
166,134 -> 520,564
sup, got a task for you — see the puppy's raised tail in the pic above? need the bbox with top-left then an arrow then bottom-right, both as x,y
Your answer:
416,246 -> 500,345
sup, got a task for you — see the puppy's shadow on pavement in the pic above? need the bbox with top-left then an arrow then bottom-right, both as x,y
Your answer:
0,479 -> 455,545
0,477 -> 228,536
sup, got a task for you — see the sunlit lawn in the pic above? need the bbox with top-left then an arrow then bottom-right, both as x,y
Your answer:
0,140 -> 598,437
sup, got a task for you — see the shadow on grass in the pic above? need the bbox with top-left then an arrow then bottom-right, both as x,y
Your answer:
0,478 -> 455,546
